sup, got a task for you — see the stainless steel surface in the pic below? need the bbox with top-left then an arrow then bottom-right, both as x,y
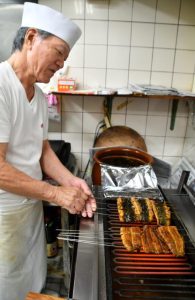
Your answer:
72,206 -> 107,300
72,216 -> 98,300
97,203 -> 107,300
163,188 -> 195,243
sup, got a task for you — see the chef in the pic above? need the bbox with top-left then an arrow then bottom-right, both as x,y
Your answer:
0,2 -> 96,300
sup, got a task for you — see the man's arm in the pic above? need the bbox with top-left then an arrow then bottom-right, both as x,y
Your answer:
0,142 -> 87,214
40,140 -> 75,186
40,140 -> 97,217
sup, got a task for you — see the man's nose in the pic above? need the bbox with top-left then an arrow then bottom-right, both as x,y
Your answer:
56,59 -> 64,69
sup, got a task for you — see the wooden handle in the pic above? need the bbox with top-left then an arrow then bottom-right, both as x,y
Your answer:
25,292 -> 65,300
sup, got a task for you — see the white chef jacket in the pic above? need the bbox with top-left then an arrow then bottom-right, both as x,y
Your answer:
0,61 -> 48,300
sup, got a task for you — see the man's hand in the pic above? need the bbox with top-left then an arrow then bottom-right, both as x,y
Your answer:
51,185 -> 88,214
81,196 -> 97,218
64,176 -> 97,217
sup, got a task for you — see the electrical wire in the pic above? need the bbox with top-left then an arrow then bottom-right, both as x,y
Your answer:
82,119 -> 106,179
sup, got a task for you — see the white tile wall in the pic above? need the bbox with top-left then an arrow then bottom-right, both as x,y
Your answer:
146,116 -> 168,136
148,99 -> 169,116
48,132 -> 62,140
109,0 -> 133,21
61,112 -> 83,132
107,46 -> 130,69
66,44 -> 84,68
61,0 -> 85,19
85,20 -> 108,44
82,133 -> 95,152
145,136 -> 165,156
85,0 -> 108,20
131,23 -> 154,47
130,47 -> 153,71
83,112 -> 104,133
164,137 -> 184,156
84,68 -> 106,89
62,132 -> 83,153
127,98 -> 148,115
40,0 -> 195,172
152,49 -> 175,72
83,96 -> 104,113
156,0 -> 180,24
166,116 -> 188,137
62,96 -> 83,112
132,0 -> 156,22
172,74 -> 194,90
108,21 -> 131,46
154,24 -> 177,49
177,26 -> 195,50
112,97 -> 127,114
106,69 -> 129,88
180,0 -> 195,25
129,70 -> 150,84
174,50 -> 195,73
84,45 -> 107,68
126,115 -> 147,135
111,113 -> 126,126
186,113 -> 195,138
150,72 -> 172,87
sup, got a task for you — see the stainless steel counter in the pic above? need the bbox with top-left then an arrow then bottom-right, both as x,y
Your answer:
72,210 -> 107,300
163,188 -> 195,244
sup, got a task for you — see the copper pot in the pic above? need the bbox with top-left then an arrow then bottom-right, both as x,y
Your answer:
94,126 -> 147,152
92,147 -> 153,185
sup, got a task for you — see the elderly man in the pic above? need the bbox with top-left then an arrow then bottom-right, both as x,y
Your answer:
0,2 -> 96,299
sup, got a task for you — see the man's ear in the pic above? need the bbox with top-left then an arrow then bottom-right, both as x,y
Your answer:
24,28 -> 39,49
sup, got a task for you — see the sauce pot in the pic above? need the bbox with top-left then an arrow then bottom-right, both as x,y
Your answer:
92,147 -> 153,185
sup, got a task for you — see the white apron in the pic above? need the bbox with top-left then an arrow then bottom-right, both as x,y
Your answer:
0,198 -> 47,300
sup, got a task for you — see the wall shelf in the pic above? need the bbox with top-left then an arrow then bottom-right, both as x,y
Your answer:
53,90 -> 195,100
52,91 -> 195,131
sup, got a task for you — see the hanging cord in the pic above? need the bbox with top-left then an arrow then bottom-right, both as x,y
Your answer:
82,94 -> 115,179
82,120 -> 106,179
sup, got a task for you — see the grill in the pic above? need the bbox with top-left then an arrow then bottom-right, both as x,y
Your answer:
70,181 -> 195,300
102,193 -> 195,300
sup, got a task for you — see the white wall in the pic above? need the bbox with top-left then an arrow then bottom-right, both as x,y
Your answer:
39,0 -> 195,172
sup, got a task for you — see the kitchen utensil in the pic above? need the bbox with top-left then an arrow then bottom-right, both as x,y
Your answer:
94,125 -> 147,151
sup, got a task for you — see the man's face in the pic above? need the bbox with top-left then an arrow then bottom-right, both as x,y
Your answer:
28,33 -> 70,83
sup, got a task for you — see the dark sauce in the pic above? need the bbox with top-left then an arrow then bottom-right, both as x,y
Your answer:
122,198 -> 135,222
139,198 -> 149,222
101,156 -> 144,167
155,201 -> 166,225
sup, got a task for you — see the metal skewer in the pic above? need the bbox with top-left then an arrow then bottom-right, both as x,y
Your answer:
57,236 -> 121,247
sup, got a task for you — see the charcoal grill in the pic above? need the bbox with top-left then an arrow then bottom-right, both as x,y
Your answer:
103,193 -> 195,300
70,177 -> 195,300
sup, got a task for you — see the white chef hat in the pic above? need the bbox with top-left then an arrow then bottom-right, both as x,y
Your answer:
21,2 -> 81,50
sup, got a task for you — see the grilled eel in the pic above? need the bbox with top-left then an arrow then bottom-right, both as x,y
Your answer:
141,225 -> 170,254
151,200 -> 171,225
157,226 -> 185,257
120,225 -> 184,255
120,227 -> 142,252
117,197 -> 154,222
